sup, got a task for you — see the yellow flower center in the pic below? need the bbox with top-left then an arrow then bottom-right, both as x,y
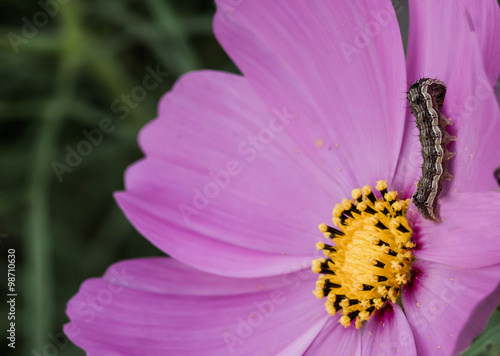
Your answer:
311,180 -> 414,329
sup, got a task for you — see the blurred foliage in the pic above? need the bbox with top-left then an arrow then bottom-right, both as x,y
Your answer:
0,0 -> 499,355
0,0 -> 236,354
462,310 -> 500,356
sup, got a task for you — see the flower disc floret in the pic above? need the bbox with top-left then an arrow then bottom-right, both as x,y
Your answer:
312,180 -> 414,328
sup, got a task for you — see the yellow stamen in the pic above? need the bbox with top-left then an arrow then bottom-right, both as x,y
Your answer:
376,180 -> 388,191
318,223 -> 328,233
351,188 -> 362,201
362,185 -> 372,196
311,181 -> 414,329
340,315 -> 352,327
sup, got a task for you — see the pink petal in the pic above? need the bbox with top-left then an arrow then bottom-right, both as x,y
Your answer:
413,191 -> 500,268
402,259 -> 500,356
401,0 -> 500,195
446,41 -> 500,194
274,316 -> 330,356
460,0 -> 500,85
117,71 -> 335,277
65,258 -> 327,355
214,0 -> 407,187
361,304 -> 417,356
406,0 -> 474,83
303,317 -> 361,355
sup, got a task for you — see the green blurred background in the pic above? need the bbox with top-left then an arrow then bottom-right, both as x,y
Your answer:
0,0 -> 499,355
0,0 -> 236,354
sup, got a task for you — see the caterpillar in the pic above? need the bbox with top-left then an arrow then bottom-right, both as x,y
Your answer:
407,78 -> 456,222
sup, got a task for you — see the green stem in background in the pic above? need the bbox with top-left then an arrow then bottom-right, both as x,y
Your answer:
145,0 -> 201,72
86,0 -> 195,78
66,100 -> 138,142
183,15 -> 213,36
0,31 -> 62,53
83,37 -> 152,128
26,1 -> 83,351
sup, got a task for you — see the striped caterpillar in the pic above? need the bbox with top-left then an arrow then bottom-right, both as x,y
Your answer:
407,78 -> 456,222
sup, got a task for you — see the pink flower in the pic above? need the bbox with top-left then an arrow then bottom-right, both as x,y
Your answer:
65,0 -> 500,355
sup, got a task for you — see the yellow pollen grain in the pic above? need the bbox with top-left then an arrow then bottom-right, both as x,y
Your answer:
355,318 -> 363,329
396,274 -> 407,285
315,138 -> 325,148
376,180 -> 388,191
391,261 -> 402,271
377,286 -> 388,296
333,204 -> 344,218
312,183 -> 413,329
405,242 -> 415,249
318,223 -> 328,233
357,202 -> 368,212
384,191 -> 397,201
359,311 -> 370,321
351,189 -> 362,200
340,315 -> 351,327
341,198 -> 352,210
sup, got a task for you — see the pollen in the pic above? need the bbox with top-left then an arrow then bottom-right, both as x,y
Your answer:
312,180 -> 414,329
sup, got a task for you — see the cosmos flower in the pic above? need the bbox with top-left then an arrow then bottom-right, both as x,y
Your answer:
65,0 -> 500,355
